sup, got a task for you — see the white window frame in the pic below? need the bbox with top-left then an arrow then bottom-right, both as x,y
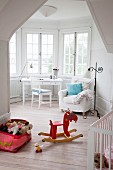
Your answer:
22,28 -> 58,77
59,27 -> 91,77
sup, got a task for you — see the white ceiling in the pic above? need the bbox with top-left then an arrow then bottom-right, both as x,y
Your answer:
29,0 -> 91,21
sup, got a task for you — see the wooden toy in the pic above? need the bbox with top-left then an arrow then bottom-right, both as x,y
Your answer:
38,109 -> 83,143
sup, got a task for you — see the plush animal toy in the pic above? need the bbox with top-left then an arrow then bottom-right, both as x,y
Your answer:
8,125 -> 20,135
7,121 -> 21,135
94,152 -> 109,168
6,121 -> 17,128
19,124 -> 33,135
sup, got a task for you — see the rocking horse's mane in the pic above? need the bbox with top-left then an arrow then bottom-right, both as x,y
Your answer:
64,111 -> 78,122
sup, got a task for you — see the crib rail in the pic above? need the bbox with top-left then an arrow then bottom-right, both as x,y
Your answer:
87,111 -> 113,170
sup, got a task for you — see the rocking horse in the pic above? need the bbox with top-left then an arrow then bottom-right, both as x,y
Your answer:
38,110 -> 83,143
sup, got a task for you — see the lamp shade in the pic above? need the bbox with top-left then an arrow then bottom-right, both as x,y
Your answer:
39,5 -> 57,17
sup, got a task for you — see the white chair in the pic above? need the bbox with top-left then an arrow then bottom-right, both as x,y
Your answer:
31,78 -> 52,109
58,76 -> 94,118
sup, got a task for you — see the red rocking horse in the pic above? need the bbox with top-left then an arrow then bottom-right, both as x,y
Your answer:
38,110 -> 83,143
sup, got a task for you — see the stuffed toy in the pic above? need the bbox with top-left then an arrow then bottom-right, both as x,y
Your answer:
6,121 -> 33,135
19,124 -> 33,135
6,121 -> 17,128
94,152 -> 109,168
8,125 -> 20,135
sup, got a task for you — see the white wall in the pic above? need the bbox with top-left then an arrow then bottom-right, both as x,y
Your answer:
91,21 -> 113,115
0,40 -> 10,116
0,0 -> 47,119
23,16 -> 92,29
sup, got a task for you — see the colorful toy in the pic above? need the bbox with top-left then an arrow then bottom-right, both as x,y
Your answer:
38,109 -> 83,143
19,123 -> 33,135
34,143 -> 43,153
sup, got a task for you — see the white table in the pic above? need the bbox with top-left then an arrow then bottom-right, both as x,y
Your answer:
21,78 -> 63,105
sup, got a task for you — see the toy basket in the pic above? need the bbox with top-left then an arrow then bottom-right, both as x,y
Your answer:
0,119 -> 31,152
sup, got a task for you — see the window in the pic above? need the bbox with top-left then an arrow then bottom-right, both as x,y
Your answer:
63,34 -> 75,75
25,32 -> 54,75
76,33 -> 88,75
9,33 -> 17,74
27,34 -> 39,74
63,30 -> 90,76
41,34 -> 53,74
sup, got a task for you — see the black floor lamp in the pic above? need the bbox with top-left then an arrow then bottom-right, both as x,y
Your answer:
88,62 -> 103,118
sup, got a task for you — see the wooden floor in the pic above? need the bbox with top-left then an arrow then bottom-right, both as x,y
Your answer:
0,101 -> 98,170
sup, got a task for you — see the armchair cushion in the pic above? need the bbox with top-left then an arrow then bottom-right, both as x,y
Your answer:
63,95 -> 77,104
71,77 -> 92,90
66,83 -> 82,95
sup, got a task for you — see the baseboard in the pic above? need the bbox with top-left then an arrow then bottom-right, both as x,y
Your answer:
10,96 -> 58,104
10,97 -> 22,104
97,106 -> 108,116
96,96 -> 112,116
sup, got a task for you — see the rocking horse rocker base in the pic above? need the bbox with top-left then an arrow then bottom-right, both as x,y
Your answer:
38,110 -> 83,143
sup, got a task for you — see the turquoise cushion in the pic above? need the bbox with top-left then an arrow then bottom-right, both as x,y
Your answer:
66,83 -> 82,95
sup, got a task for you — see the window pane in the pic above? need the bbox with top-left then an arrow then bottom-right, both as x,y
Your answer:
27,34 -> 32,43
48,35 -> 53,44
27,34 -> 39,73
33,45 -> 38,55
41,34 -> 53,74
9,33 -> 17,74
27,44 -> 32,54
42,35 -> 47,44
70,55 -> 74,64
27,61 -> 38,73
42,45 -> 47,54
33,34 -> 38,43
48,45 -> 53,54
76,33 -> 88,75
63,34 -> 74,75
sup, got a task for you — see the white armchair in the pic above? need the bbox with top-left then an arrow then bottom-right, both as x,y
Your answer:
58,77 -> 94,118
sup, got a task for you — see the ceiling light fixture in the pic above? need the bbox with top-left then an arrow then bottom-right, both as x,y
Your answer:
39,5 -> 57,17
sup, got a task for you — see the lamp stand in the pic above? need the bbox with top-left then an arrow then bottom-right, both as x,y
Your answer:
88,62 -> 103,119
93,63 -> 100,118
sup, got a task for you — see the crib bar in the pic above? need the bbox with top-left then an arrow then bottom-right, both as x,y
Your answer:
100,133 -> 103,170
87,129 -> 95,170
96,125 -> 99,152
105,119 -> 107,149
109,135 -> 112,170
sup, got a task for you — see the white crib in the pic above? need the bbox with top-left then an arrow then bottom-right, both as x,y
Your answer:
87,111 -> 113,170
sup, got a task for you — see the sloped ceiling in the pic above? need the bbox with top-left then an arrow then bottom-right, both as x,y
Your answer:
0,0 -> 47,41
86,0 -> 113,53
